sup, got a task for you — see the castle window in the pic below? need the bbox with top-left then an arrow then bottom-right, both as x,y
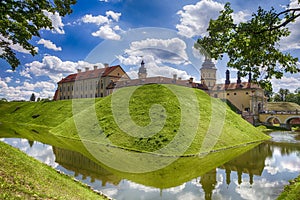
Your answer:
234,93 -> 237,95
246,92 -> 249,95
227,93 -> 230,96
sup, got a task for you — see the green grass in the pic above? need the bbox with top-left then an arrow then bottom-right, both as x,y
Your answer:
0,98 -> 101,128
0,84 -> 270,156
0,141 -> 107,200
50,84 -> 270,155
277,175 -> 300,200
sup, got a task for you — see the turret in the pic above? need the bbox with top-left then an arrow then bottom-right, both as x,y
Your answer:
200,58 -> 217,89
138,60 -> 147,79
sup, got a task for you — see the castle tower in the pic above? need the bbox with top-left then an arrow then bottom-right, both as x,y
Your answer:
200,58 -> 217,89
138,60 -> 147,79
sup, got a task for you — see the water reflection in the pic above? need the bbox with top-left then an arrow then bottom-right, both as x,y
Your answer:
1,130 -> 300,199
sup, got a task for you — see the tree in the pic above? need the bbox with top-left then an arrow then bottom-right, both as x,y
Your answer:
0,98 -> 8,102
0,0 -> 76,70
272,88 -> 300,105
278,88 -> 290,101
195,2 -> 300,89
30,93 -> 36,102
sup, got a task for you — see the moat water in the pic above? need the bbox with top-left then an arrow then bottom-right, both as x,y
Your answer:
1,131 -> 300,200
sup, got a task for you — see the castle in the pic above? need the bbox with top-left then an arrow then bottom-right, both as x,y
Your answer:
53,59 -> 266,116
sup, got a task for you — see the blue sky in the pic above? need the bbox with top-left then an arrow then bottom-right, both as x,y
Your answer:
1,0 -> 300,100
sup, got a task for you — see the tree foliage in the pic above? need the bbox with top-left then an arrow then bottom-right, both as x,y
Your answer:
195,2 -> 300,88
30,93 -> 36,102
0,0 -> 76,70
272,88 -> 300,105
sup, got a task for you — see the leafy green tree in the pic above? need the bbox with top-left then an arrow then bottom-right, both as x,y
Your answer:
30,93 -> 36,102
0,98 -> 8,102
278,88 -> 290,101
0,0 -> 76,70
195,2 -> 300,89
273,93 -> 282,102
272,88 -> 300,105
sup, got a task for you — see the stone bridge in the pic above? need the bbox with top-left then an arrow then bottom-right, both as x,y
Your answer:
259,111 -> 300,130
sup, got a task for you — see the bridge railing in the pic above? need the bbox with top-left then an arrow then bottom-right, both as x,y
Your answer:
260,110 -> 299,115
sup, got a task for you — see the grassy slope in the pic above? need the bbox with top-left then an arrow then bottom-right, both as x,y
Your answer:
0,99 -> 102,128
266,102 -> 300,111
277,175 -> 300,200
50,84 -> 270,155
0,84 -> 270,156
0,141 -> 106,200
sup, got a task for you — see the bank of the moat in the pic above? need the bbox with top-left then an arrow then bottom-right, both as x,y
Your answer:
0,141 -> 109,199
1,130 -> 299,199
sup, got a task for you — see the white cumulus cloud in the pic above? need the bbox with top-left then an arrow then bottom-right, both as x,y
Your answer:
118,38 -> 189,65
0,34 -> 38,54
92,25 -> 121,40
279,0 -> 300,51
82,11 -> 122,40
176,0 -> 250,38
37,39 -> 62,51
23,55 -> 104,83
43,10 -> 65,34
82,14 -> 109,25
177,0 -> 224,38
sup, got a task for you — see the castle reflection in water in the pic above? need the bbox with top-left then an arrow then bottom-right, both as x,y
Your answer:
52,142 -> 296,200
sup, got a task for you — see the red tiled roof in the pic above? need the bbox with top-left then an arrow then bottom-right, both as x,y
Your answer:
58,65 -> 121,84
211,82 -> 261,91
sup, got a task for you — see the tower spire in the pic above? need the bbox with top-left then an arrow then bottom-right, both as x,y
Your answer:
138,60 -> 147,79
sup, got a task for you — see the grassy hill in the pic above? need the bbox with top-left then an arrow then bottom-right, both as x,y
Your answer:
266,102 -> 300,112
0,141 -> 107,199
0,84 -> 270,156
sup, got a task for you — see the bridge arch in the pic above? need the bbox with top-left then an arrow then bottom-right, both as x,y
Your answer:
265,116 -> 281,124
285,116 -> 300,125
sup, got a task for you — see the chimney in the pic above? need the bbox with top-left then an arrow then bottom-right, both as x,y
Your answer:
225,70 -> 230,85
248,72 -> 252,83
237,71 -> 241,84
93,65 -> 98,70
85,67 -> 89,72
77,69 -> 82,73
178,77 -> 182,80
104,63 -> 109,68
189,77 -> 194,83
